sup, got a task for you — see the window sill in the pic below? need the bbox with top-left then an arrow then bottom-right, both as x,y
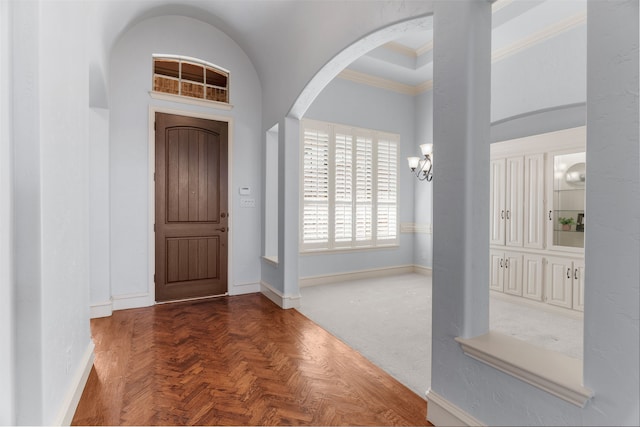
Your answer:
300,244 -> 399,256
455,331 -> 593,407
149,91 -> 234,111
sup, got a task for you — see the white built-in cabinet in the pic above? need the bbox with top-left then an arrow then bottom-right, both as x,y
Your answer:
490,127 -> 585,312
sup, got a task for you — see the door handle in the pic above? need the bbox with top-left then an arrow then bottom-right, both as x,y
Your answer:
501,210 -> 505,219
505,258 -> 509,269
574,269 -> 578,280
500,259 -> 503,268
567,268 -> 571,279
549,210 -> 553,221
506,210 -> 510,220
216,227 -> 227,232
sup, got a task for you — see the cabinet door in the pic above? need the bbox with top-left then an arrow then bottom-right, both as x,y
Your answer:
490,250 -> 504,292
522,253 -> 543,301
503,252 -> 523,296
545,256 -> 573,308
523,154 -> 545,249
505,157 -> 524,247
490,159 -> 506,246
572,259 -> 585,312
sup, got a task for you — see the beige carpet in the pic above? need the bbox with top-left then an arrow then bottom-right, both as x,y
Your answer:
297,272 -> 583,398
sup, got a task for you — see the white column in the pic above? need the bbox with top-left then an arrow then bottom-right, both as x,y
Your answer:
584,1 -> 639,424
283,116 -> 301,307
430,0 -> 492,402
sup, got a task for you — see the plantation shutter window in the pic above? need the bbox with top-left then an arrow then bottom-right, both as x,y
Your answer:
301,119 -> 399,252
376,138 -> 398,241
302,126 -> 330,248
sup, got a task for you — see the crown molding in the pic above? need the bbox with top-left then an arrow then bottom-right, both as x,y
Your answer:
492,0 -> 512,13
415,40 -> 433,57
383,40 -> 433,59
338,69 -> 432,96
492,11 -> 586,63
383,41 -> 417,58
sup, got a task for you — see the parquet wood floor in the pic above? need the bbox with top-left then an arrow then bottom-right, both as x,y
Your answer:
72,293 -> 432,426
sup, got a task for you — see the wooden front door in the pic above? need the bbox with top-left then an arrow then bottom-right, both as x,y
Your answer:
155,112 -> 228,302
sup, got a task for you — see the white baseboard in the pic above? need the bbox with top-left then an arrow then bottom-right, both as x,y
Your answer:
426,389 -> 484,427
112,292 -> 153,311
260,281 -> 301,309
89,300 -> 113,319
299,264 -> 416,288
231,281 -> 261,295
54,340 -> 95,426
413,265 -> 432,276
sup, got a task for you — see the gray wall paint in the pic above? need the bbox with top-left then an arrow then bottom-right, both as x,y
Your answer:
108,15 -> 262,301
491,103 -> 586,143
492,23 -> 586,123
300,78 -> 416,277
413,89 -> 433,268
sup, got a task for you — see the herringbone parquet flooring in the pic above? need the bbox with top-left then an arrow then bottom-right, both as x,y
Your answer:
72,293 -> 431,426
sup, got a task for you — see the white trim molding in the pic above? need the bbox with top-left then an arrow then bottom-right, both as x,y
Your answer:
400,222 -> 433,234
89,300 -> 113,319
299,265 -> 415,288
455,332 -> 593,407
337,69 -> 433,96
413,265 -> 432,276
492,11 -> 586,63
54,341 -> 94,426
148,91 -> 234,110
426,389 -> 485,427
112,293 -> 153,311
260,281 -> 301,309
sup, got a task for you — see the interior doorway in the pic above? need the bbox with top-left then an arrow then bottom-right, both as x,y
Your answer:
154,112 -> 229,302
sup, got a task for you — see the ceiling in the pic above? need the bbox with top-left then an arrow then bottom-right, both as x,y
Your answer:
343,0 -> 587,93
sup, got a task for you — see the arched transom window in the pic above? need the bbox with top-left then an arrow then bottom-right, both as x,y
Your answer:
152,55 -> 229,104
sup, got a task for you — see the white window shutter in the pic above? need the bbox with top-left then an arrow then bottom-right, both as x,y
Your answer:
335,133 -> 353,243
377,138 -> 398,240
302,127 -> 330,247
300,120 -> 399,251
355,135 -> 373,242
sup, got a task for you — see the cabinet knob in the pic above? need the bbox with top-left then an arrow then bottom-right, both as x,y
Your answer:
500,259 -> 503,268
501,210 -> 505,219
505,259 -> 509,268
574,268 -> 579,280
506,210 -> 510,220
549,210 -> 553,221
567,268 -> 571,279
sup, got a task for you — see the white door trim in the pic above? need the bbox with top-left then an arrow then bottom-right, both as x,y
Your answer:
148,106 -> 234,304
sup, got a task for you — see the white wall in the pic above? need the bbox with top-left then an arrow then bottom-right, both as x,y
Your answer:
300,77 -> 416,277
108,15 -> 263,304
413,89 -> 433,268
492,15 -> 586,123
9,0 -> 93,423
12,1 -> 43,422
38,1 -> 92,423
0,0 -> 15,424
89,108 -> 111,311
